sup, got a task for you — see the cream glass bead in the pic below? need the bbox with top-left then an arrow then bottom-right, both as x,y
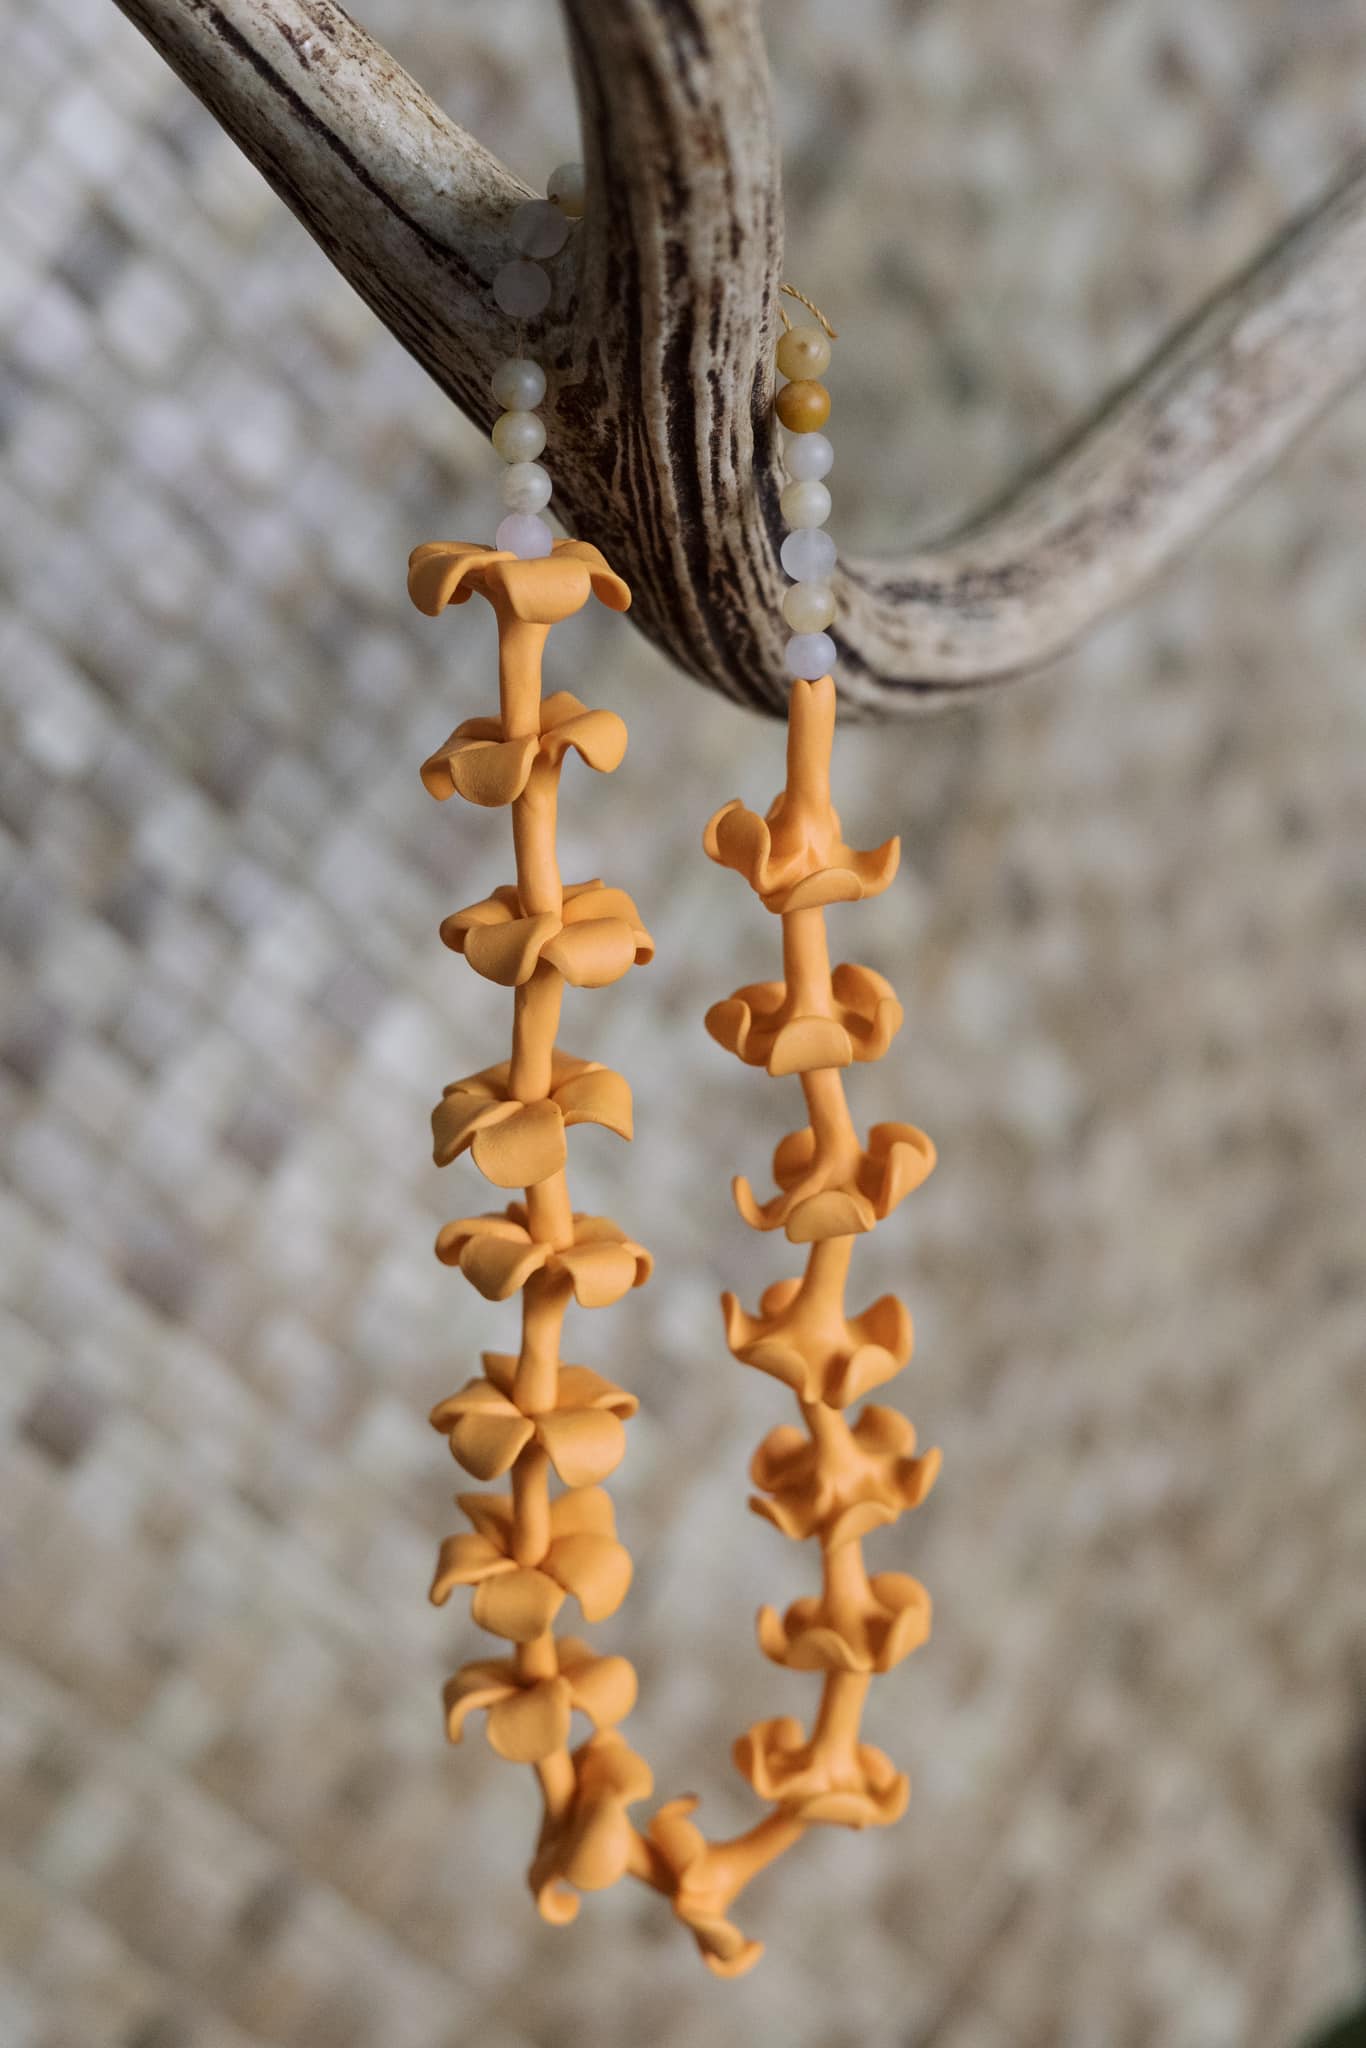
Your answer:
782,581 -> 836,633
783,430 -> 833,482
511,198 -> 570,259
780,478 -> 832,529
492,410 -> 547,464
491,357 -> 547,411
500,461 -> 553,512
547,162 -> 586,219
492,259 -> 551,319
780,526 -> 837,582
776,323 -> 833,381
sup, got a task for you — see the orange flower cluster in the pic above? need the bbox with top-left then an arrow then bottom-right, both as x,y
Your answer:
704,669 -> 941,1895
412,545 -> 936,1978
413,538 -> 660,1917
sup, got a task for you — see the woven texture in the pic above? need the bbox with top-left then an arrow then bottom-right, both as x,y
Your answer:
3,2 -> 1366,2044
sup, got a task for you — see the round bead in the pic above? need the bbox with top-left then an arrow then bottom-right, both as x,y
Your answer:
783,430 -> 833,482
781,478 -> 832,529
547,162 -> 586,219
490,357 -> 547,411
496,512 -> 554,560
776,323 -> 833,381
511,198 -> 570,260
780,526 -> 838,581
786,631 -> 836,681
776,379 -> 831,434
782,581 -> 837,634
492,259 -> 551,319
491,410 -> 547,464
501,461 -> 553,513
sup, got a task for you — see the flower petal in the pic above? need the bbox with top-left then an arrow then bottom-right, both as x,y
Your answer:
471,1099 -> 567,1189
539,696 -> 629,776
487,554 -> 593,624
456,1491 -> 516,1546
429,1532 -> 510,1605
869,1573 -> 933,1669
554,1063 -> 633,1142
431,1089 -> 517,1170
442,1656 -> 516,1743
767,1015 -> 854,1077
430,1380 -> 532,1480
551,539 -> 631,613
423,731 -> 538,807
548,1486 -> 617,1540
542,920 -> 643,989
555,1365 -> 637,1420
861,1122 -> 937,1212
435,1217 -> 549,1301
407,542 -> 505,616
462,913 -> 563,987
537,1406 -> 628,1486
734,1337 -> 818,1399
480,1350 -> 518,1398
472,1566 -> 566,1643
559,1645 -> 637,1733
486,1675 -> 574,1762
547,1532 -> 633,1622
785,1188 -> 876,1243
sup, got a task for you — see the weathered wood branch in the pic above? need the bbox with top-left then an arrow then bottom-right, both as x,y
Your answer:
113,0 -> 1366,716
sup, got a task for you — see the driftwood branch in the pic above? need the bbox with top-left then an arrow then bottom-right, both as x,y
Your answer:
112,0 -> 1366,716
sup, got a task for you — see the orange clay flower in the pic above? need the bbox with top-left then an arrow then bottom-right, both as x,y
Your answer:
441,878 -> 654,989
430,1350 -> 637,1486
436,1204 -> 652,1306
444,1634 -> 637,1764
733,1716 -> 909,1829
529,1731 -> 655,1925
756,1571 -> 932,1674
421,688 -> 627,808
722,1275 -> 913,1408
432,1051 -> 632,1190
431,1486 -> 633,1642
704,801 -> 899,913
703,676 -> 898,913
734,1119 -> 936,1242
706,960 -> 902,1076
644,1797 -> 764,1980
749,1404 -> 941,1546
408,538 -> 631,624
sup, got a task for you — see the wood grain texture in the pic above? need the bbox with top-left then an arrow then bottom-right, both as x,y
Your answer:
112,0 -> 1366,715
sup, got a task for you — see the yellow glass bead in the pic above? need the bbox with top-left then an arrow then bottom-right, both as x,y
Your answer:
776,323 -> 832,381
775,380 -> 831,434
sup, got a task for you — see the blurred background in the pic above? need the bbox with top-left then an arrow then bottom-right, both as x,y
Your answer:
3,2 -> 1366,2044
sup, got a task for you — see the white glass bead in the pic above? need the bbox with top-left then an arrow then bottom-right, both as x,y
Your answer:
500,461 -> 553,512
786,632 -> 836,681
491,357 -> 547,411
511,199 -> 570,260
493,260 -> 551,319
547,162 -> 586,219
491,410 -> 547,464
781,479 -> 832,530
780,527 -> 837,582
782,581 -> 836,633
496,512 -> 554,559
783,430 -> 833,482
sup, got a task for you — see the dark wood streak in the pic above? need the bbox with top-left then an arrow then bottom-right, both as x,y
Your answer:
112,0 -> 1366,718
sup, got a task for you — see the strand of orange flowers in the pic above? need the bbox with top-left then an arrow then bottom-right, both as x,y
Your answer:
411,216 -> 938,1975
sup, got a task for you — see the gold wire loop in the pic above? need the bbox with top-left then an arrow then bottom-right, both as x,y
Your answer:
778,282 -> 838,339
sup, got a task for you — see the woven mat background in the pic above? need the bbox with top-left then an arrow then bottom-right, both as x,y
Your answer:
3,3 -> 1366,2044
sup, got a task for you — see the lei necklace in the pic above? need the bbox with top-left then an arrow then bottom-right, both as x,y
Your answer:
409,166 -> 938,1978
